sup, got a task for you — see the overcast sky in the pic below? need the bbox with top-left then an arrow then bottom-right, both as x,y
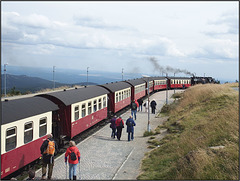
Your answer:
1,1 -> 239,81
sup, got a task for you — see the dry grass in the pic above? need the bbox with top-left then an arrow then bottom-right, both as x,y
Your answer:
226,82 -> 239,87
138,84 -> 239,180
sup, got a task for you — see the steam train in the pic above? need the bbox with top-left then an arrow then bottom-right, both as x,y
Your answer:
1,75 -> 214,179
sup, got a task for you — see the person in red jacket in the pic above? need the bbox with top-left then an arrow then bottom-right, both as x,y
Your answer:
135,99 -> 139,108
115,116 -> 124,140
65,141 -> 81,180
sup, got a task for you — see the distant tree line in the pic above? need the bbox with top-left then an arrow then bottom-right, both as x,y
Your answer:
1,87 -> 31,97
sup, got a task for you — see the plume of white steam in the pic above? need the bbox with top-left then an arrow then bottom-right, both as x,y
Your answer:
149,57 -> 194,76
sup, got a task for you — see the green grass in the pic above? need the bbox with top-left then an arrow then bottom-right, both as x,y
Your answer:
143,130 -> 155,137
138,83 -> 239,180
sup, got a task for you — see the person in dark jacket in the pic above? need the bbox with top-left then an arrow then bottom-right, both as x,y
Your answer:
110,116 -> 117,138
150,99 -> 157,114
40,134 -> 58,180
130,100 -> 138,120
116,116 -> 124,141
137,98 -> 143,112
126,115 -> 136,141
65,140 -> 81,180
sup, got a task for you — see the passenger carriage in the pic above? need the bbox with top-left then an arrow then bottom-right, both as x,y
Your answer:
98,82 -> 131,115
37,86 -> 109,139
152,77 -> 167,91
125,78 -> 146,101
168,77 -> 191,89
1,97 -> 58,179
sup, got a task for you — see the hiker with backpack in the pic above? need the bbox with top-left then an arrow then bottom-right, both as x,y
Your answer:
40,134 -> 58,180
65,140 -> 81,180
115,116 -> 124,141
130,100 -> 138,120
126,115 -> 136,141
110,115 -> 117,139
143,100 -> 149,113
150,99 -> 157,114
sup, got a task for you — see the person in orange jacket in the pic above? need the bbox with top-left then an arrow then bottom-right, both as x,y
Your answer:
65,141 -> 81,180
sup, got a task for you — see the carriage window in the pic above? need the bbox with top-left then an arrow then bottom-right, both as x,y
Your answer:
116,92 -> 118,103
39,118 -> 47,137
82,104 -> 86,117
24,122 -> 33,144
88,102 -> 92,115
93,100 -> 97,112
74,106 -> 79,121
6,127 -> 17,152
98,98 -> 102,110
119,92 -> 122,101
122,91 -> 124,100
103,97 -> 106,107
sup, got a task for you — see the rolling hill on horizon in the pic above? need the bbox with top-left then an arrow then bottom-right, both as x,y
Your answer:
1,74 -> 97,94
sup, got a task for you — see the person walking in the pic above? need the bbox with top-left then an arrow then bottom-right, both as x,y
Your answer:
116,116 -> 124,140
150,99 -> 157,114
143,100 -> 149,113
65,140 -> 81,180
130,100 -> 138,120
126,115 -> 136,141
110,115 -> 117,139
135,99 -> 139,109
137,98 -> 143,112
40,134 -> 58,180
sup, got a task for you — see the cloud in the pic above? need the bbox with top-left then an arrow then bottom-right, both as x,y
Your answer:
2,11 -> 185,59
73,14 -> 136,32
190,39 -> 238,60
134,36 -> 185,57
205,11 -> 239,35
2,9 -> 237,70
2,12 -> 52,30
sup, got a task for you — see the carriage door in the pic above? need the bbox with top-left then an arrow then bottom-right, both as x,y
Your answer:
52,110 -> 61,144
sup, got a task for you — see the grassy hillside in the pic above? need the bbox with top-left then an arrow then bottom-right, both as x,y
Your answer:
138,83 -> 239,180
